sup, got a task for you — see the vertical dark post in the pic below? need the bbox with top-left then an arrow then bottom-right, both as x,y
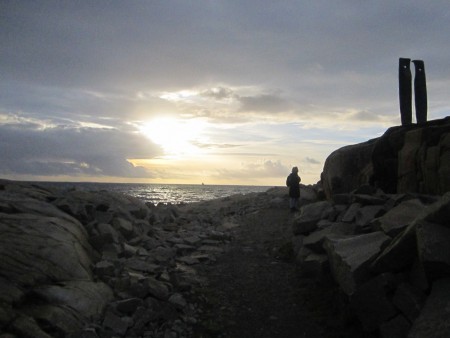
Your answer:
399,58 -> 412,125
412,60 -> 427,124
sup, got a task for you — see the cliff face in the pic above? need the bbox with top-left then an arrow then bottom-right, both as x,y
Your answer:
322,117 -> 450,199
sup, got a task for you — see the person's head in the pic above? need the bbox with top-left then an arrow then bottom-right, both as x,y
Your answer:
292,166 -> 298,173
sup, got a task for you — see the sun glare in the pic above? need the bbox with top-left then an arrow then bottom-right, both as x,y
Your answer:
140,117 -> 206,156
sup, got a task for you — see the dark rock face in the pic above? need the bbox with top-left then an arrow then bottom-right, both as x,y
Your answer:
322,117 -> 450,198
295,176 -> 450,336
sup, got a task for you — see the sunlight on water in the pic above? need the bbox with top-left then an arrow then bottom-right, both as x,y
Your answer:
38,182 -> 271,205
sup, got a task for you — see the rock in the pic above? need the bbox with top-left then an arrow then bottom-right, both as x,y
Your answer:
321,139 -> 377,200
392,283 -> 426,323
371,222 -> 418,274
299,253 -> 329,279
354,205 -> 385,229
144,277 -> 170,300
408,278 -> 450,338
416,221 -> 450,280
102,310 -> 130,336
379,314 -> 411,338
112,217 -> 134,239
115,298 -> 144,314
9,315 -> 53,338
324,232 -> 391,295
373,199 -> 425,236
292,201 -> 334,235
168,293 -> 187,309
322,117 -> 450,195
302,222 -> 356,253
341,203 -> 361,223
349,273 -> 398,331
0,213 -> 94,285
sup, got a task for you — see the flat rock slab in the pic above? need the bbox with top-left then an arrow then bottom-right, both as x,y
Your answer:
324,231 -> 391,295
375,199 -> 425,237
408,278 -> 450,338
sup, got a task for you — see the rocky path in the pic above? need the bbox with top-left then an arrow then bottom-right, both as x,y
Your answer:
190,208 -> 362,338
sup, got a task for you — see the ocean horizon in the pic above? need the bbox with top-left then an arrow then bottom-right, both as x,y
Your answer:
33,181 -> 277,205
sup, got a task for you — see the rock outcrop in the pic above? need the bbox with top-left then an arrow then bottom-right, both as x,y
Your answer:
0,179 -> 289,337
293,183 -> 450,337
322,117 -> 450,199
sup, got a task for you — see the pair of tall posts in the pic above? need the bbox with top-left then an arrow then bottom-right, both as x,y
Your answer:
399,58 -> 427,125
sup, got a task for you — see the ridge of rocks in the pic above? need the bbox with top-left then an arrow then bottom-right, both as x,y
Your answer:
0,179 -> 291,337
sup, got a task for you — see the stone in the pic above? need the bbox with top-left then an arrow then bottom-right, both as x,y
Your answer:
115,298 -> 144,314
0,213 -> 93,285
102,310 -> 129,335
373,199 -> 425,237
168,293 -> 187,309
341,203 -> 361,223
349,273 -> 398,331
408,278 -> 450,338
302,222 -> 356,253
292,201 -> 334,235
321,139 -> 376,199
416,221 -> 450,280
144,277 -> 170,300
354,205 -> 385,228
371,222 -> 418,274
324,232 -> 391,295
10,315 -> 53,338
113,217 -> 134,239
392,283 -> 426,323
95,261 -> 115,277
299,253 -> 329,279
379,314 -> 411,338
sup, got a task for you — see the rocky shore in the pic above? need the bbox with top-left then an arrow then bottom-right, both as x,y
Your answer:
0,179 -> 291,337
1,172 -> 450,337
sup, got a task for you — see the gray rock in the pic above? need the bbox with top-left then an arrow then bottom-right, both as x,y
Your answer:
115,298 -> 144,314
113,217 -> 134,239
144,277 -> 170,300
0,213 -> 93,285
350,273 -> 398,331
10,315 -> 53,338
341,203 -> 361,223
355,205 -> 385,228
168,293 -> 187,309
31,280 -> 113,320
371,222 -> 418,274
299,253 -> 329,280
374,199 -> 425,237
379,314 -> 411,338
102,310 -> 130,335
416,221 -> 450,280
408,278 -> 450,338
292,201 -> 334,235
324,232 -> 391,295
303,222 -> 356,253
392,283 -> 426,323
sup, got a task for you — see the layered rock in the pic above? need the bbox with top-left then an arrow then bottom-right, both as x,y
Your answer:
322,117 -> 450,199
294,181 -> 450,337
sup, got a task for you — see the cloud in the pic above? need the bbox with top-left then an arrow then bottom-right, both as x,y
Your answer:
0,122 -> 162,178
238,93 -> 292,113
304,157 -> 320,165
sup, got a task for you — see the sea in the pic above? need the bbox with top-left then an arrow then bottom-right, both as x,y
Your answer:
37,182 -> 273,205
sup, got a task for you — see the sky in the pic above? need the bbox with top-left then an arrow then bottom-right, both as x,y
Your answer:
1,1 -> 450,186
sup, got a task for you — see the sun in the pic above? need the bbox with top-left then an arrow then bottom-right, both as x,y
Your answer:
139,117 -> 206,156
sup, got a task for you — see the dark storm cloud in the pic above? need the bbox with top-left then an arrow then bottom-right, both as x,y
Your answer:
0,123 -> 162,177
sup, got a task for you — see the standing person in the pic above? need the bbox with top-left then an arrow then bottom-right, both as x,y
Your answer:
286,166 -> 301,212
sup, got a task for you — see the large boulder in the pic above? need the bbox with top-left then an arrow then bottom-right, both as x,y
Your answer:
321,117 -> 450,197
323,232 -> 391,295
321,139 -> 376,200
292,201 -> 334,235
408,278 -> 450,338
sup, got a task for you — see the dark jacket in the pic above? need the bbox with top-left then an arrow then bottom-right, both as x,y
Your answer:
286,173 -> 301,198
